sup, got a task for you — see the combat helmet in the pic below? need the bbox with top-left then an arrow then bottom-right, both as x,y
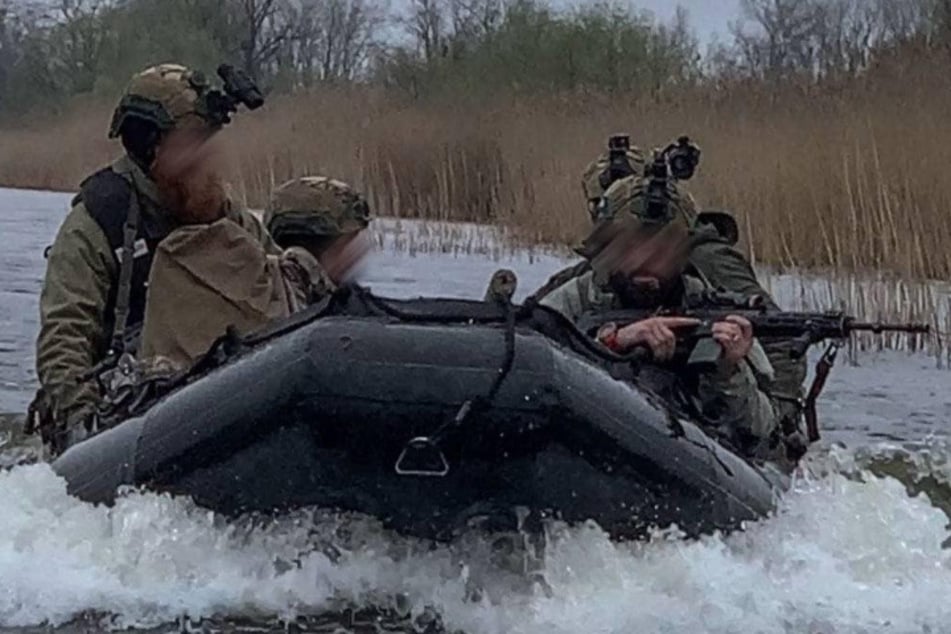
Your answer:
576,171 -> 693,260
109,64 -> 216,138
109,63 -> 264,139
265,176 -> 371,248
592,172 -> 697,226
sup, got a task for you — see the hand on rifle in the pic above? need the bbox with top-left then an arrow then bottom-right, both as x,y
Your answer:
598,316 -> 700,361
712,315 -> 754,368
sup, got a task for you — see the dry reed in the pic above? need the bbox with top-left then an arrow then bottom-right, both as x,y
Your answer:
2,59 -> 950,284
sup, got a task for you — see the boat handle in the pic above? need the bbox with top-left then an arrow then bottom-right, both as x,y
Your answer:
394,437 -> 450,477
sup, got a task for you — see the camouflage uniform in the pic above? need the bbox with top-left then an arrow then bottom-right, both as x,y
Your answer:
541,183 -> 781,458
265,176 -> 371,306
541,269 -> 778,455
140,176 -> 371,369
34,64 -> 276,436
578,156 -> 807,439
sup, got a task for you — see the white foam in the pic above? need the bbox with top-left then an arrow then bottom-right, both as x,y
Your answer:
0,458 -> 948,633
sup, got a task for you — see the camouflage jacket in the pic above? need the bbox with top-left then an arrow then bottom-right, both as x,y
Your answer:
36,154 -> 279,427
688,223 -> 807,433
540,270 -> 779,456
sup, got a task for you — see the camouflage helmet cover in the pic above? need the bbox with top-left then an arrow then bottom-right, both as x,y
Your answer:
265,176 -> 371,241
576,174 -> 694,259
581,146 -> 647,203
592,173 -> 698,225
109,63 -> 217,138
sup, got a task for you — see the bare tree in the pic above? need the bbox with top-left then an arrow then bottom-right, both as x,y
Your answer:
405,0 -> 447,61
316,0 -> 384,80
728,0 -> 946,80
233,0 -> 293,80
0,0 -> 21,106
53,0 -> 112,88
876,0 -> 932,41
731,0 -> 822,78
280,0 -> 384,84
450,0 -> 501,43
10,0 -> 116,95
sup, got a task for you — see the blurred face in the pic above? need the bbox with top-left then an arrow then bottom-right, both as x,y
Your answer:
317,230 -> 372,285
151,127 -> 227,224
617,223 -> 690,280
603,223 -> 690,304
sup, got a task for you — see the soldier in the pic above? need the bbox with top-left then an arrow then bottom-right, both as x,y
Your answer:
580,134 -> 647,220
541,136 -> 806,451
540,183 -> 780,459
31,63 -> 275,451
140,175 -> 372,369
263,175 -> 372,291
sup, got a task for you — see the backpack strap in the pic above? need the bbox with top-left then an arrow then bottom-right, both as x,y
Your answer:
76,167 -> 156,355
109,188 -> 142,354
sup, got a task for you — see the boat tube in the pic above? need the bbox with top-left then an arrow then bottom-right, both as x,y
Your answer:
52,289 -> 784,541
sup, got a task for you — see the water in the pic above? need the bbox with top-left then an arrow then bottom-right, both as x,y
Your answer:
1,187 -> 950,633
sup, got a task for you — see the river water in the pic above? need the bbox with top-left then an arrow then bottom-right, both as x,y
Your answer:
1,187 -> 950,633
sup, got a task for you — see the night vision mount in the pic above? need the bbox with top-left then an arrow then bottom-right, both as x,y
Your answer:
599,133 -> 638,192
204,64 -> 266,127
642,135 -> 701,222
659,135 -> 701,181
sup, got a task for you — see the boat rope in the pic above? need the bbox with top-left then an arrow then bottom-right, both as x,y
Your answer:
353,284 -> 648,368
238,283 -> 645,372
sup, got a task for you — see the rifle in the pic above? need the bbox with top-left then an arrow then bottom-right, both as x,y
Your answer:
576,303 -> 930,442
576,306 -> 930,360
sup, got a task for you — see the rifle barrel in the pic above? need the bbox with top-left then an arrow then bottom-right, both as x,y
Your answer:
849,321 -> 931,334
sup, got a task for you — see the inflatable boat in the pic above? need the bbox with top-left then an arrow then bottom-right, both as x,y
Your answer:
52,288 -> 784,541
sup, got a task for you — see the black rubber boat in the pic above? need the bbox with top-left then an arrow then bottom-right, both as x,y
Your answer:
52,289 -> 785,541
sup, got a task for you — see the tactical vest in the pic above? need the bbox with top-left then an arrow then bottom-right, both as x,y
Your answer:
73,168 -> 167,353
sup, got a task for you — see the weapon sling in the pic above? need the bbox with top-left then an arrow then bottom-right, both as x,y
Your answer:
804,343 -> 839,442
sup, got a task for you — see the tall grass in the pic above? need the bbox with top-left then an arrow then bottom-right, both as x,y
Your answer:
2,59 -> 950,282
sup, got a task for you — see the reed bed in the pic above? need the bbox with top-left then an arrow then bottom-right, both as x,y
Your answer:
3,70 -> 950,281
1,62 -> 949,354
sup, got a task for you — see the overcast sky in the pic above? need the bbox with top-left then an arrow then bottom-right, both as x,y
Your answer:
633,0 -> 740,43
629,0 -> 743,45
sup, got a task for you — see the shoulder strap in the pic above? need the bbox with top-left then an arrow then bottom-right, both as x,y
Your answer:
75,167 -> 143,355
684,260 -> 716,291
110,190 -> 142,354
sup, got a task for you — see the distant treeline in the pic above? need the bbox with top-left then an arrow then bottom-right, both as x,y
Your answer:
1,0 -> 950,116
